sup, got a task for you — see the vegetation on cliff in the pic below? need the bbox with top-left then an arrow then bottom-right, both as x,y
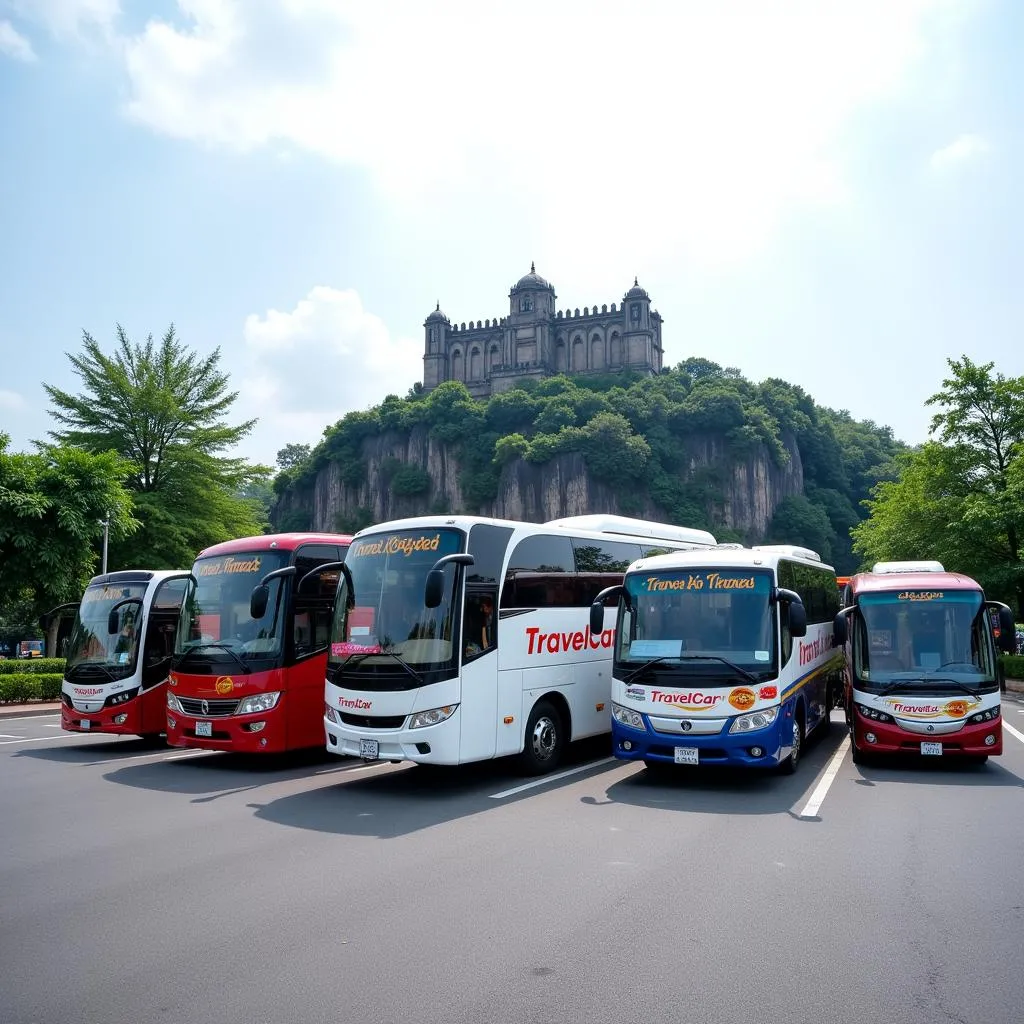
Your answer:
273,358 -> 906,575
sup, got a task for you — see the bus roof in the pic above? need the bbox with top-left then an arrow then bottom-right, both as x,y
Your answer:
848,569 -> 982,596
627,545 -> 835,574
86,568 -> 190,587
349,514 -> 717,548
195,533 -> 354,558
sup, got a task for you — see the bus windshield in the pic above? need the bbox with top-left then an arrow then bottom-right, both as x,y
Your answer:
328,528 -> 464,683
618,568 -> 777,679
66,582 -> 148,680
853,589 -> 996,689
176,550 -> 291,665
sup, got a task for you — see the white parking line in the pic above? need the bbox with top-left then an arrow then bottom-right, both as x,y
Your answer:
1003,721 -> 1024,745
81,749 -> 177,767
0,733 -> 22,740
488,757 -> 617,799
0,714 -> 61,724
798,737 -> 850,819
163,751 -> 221,762
43,724 -> 63,729
0,733 -> 98,746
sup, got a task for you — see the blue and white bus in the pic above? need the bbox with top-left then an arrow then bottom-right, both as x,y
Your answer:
589,544 -> 845,773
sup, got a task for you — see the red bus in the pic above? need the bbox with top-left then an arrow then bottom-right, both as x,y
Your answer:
61,570 -> 190,740
167,533 -> 352,753
834,560 -> 1015,764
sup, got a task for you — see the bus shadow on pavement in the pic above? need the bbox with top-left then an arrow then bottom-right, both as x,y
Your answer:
102,747 -> 341,799
248,737 -> 619,839
586,726 -> 848,816
16,737 -> 168,764
852,756 -> 1023,787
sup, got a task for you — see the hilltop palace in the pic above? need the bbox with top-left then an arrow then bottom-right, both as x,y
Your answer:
422,265 -> 664,399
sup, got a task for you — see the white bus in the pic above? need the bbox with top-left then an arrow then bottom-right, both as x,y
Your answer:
61,569 -> 191,740
588,544 -> 845,774
322,515 -> 718,774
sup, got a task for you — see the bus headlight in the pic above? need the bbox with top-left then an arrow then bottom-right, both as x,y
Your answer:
968,707 -> 1000,724
237,692 -> 281,715
106,688 -> 139,707
856,704 -> 894,724
167,691 -> 183,712
611,703 -> 644,730
325,705 -> 339,724
729,706 -> 780,734
409,705 -> 458,729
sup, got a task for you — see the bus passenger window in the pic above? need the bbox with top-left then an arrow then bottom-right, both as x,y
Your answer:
464,592 -> 496,660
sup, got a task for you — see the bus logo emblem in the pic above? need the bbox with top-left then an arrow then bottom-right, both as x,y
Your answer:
201,700 -> 209,715
681,721 -> 692,732
215,677 -> 234,695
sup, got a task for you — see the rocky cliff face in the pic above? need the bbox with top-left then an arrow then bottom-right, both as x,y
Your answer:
274,426 -> 804,539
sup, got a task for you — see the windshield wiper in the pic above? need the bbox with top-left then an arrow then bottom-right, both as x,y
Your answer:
175,643 -> 251,674
342,651 -> 423,685
678,654 -> 758,683
70,662 -> 117,681
925,678 -> 983,700
623,657 -> 677,685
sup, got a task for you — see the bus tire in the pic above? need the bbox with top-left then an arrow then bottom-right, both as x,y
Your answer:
517,700 -> 564,776
778,710 -> 803,775
850,730 -> 868,766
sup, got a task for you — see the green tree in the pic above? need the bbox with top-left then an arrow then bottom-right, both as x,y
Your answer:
43,324 -> 269,569
276,443 -> 311,471
0,433 -> 136,627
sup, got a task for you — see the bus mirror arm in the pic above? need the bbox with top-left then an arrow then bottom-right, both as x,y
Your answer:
39,601 -> 81,631
297,561 -> 347,595
251,566 -> 296,620
106,597 -> 143,635
986,601 -> 1017,654
774,588 -> 807,639
590,585 -> 625,635
424,554 -> 475,609
833,607 -> 853,647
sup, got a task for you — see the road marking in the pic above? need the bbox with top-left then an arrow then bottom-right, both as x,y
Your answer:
163,751 -> 221,761
81,750 -> 177,767
0,714 -> 61,724
0,733 -> 22,739
797,736 -> 850,819
1003,721 -> 1024,745
0,733 -> 97,746
44,724 -> 63,729
488,757 -> 617,799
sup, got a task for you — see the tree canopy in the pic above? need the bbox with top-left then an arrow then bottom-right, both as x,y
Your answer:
853,357 -> 1024,611
0,433 -> 136,622
44,324 -> 271,569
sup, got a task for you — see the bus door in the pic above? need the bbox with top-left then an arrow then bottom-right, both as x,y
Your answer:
138,576 -> 189,733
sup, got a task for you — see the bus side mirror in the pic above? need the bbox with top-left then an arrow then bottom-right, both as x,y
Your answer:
250,585 -> 269,620
424,570 -> 445,609
787,599 -> 807,639
833,612 -> 848,647
589,602 -> 604,635
997,606 -> 1016,654
107,610 -> 120,635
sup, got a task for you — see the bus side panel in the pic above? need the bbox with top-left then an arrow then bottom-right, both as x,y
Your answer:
140,680 -> 169,735
495,666 -> 524,757
287,653 -> 331,750
459,651 -> 498,762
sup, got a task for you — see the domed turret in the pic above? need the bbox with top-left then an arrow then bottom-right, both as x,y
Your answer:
624,277 -> 649,301
425,301 -> 450,324
511,261 -> 551,293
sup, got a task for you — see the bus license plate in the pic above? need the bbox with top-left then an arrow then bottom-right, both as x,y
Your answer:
921,741 -> 942,756
360,738 -> 379,760
195,721 -> 212,738
674,746 -> 699,765
80,719 -> 90,730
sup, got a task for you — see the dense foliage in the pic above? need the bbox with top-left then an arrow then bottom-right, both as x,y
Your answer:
275,359 -> 905,574
853,357 -> 1024,612
0,432 -> 136,627
44,324 -> 271,570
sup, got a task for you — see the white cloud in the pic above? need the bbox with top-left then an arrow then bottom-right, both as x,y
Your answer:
0,19 -> 34,60
929,132 -> 989,169
0,388 -> 28,411
113,0 -> 960,267
238,285 -> 421,460
5,0 -> 119,36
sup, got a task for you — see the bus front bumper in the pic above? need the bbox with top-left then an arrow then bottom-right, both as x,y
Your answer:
611,715 -> 790,768
324,712 -> 462,765
165,704 -> 289,753
61,700 -> 146,736
851,712 -> 1002,757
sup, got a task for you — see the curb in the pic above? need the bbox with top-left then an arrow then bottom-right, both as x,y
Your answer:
0,703 -> 61,718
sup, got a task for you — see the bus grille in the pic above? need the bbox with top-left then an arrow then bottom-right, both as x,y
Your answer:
177,697 -> 239,717
339,712 -> 406,729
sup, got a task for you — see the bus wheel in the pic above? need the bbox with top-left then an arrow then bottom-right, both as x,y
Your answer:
850,730 -> 867,766
779,713 -> 803,775
517,700 -> 564,776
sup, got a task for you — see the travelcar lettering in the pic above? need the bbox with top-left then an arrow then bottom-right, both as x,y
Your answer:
650,690 -> 724,707
350,534 -> 443,558
898,591 -> 943,601
526,626 -> 614,654
198,556 -> 263,576
73,687 -> 103,696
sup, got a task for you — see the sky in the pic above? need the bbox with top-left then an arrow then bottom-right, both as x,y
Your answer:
1,0 -> 1022,470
